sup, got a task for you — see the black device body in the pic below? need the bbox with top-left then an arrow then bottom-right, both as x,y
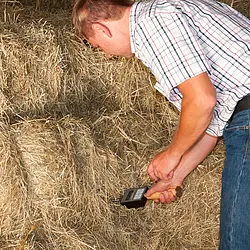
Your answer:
120,186 -> 149,209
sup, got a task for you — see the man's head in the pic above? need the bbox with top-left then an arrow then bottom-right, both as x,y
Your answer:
72,0 -> 134,57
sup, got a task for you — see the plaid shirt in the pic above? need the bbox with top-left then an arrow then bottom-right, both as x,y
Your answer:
130,0 -> 250,136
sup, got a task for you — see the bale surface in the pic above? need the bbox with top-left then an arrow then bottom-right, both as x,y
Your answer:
0,0 -> 249,249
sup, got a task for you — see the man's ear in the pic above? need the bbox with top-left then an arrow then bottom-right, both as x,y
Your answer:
92,22 -> 112,38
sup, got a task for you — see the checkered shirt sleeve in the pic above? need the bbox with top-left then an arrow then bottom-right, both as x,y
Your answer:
134,12 -> 211,102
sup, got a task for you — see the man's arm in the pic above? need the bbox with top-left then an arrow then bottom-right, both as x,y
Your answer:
145,133 -> 218,203
147,72 -> 217,180
171,72 -> 217,157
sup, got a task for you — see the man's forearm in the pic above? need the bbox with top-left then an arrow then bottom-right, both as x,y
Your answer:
147,95 -> 216,181
169,72 -> 217,158
169,97 -> 214,157
173,133 -> 218,183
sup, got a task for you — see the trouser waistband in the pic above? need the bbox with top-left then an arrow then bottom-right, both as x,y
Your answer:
230,94 -> 250,121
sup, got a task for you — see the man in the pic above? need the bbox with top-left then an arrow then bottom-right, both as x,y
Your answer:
72,0 -> 250,249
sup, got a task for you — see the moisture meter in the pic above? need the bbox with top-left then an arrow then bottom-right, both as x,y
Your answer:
112,186 -> 183,209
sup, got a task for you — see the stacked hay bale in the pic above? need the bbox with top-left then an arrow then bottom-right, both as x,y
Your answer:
19,0 -> 72,11
1,0 -> 248,249
0,117 -> 223,250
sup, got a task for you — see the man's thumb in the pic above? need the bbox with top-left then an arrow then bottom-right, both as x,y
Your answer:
167,170 -> 174,178
144,187 -> 155,197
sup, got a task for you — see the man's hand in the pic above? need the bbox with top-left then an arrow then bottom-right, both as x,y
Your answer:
144,179 -> 183,204
146,133 -> 218,204
147,147 -> 181,180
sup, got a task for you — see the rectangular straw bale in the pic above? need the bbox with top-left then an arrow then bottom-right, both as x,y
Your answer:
19,0 -> 72,11
8,117 -> 127,249
0,21 -> 62,117
0,121 -> 28,248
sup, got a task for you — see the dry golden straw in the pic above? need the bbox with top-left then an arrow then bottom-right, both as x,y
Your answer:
0,0 -> 249,249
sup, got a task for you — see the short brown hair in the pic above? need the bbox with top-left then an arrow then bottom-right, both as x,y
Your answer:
72,0 -> 133,39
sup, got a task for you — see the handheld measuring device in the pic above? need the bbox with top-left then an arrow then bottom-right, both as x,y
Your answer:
112,186 -> 183,209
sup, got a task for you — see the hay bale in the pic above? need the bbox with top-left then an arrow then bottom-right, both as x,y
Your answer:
0,20 -> 62,117
7,117 -> 133,249
0,110 -> 224,249
19,0 -> 72,11
11,118 -> 80,249
0,90 -> 11,116
0,0 -> 247,249
0,120 -> 28,249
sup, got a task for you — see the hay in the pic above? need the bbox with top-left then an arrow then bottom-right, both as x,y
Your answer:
0,120 -> 27,249
0,20 -> 62,117
0,0 -> 248,249
19,0 -> 72,11
0,117 -> 127,249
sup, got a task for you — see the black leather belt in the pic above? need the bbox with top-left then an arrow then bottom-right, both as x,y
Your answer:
230,94 -> 250,121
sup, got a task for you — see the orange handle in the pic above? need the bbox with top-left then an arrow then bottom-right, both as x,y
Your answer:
146,186 -> 183,200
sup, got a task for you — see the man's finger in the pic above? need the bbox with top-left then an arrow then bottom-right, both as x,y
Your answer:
161,169 -> 174,180
144,185 -> 157,197
160,190 -> 176,203
148,170 -> 158,181
168,170 -> 174,178
147,163 -> 158,180
144,180 -> 169,197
